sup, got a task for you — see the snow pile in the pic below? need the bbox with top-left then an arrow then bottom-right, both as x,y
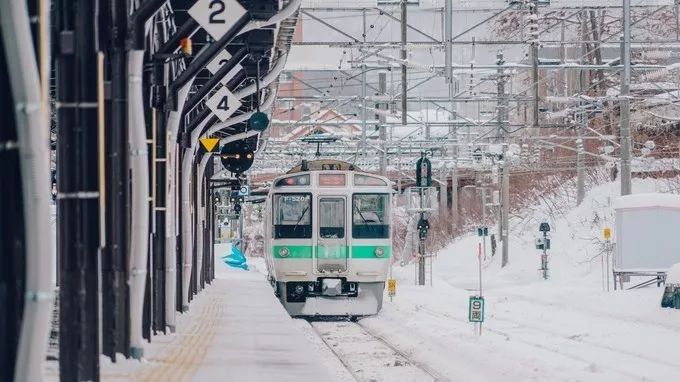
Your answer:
666,263 -> 680,285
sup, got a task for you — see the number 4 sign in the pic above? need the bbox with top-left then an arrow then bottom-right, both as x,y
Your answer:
188,0 -> 248,41
206,86 -> 241,122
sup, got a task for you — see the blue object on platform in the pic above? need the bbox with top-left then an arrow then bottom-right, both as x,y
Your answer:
222,244 -> 248,270
230,246 -> 246,262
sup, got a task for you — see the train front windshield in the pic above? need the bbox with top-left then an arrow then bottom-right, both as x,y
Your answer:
274,194 -> 312,239
352,194 -> 390,239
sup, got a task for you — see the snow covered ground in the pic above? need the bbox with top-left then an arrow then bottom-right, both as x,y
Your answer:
351,178 -> 680,381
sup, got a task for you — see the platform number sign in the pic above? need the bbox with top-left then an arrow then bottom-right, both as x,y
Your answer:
209,0 -> 226,23
188,0 -> 248,41
217,97 -> 229,111
206,50 -> 244,86
206,86 -> 241,122
206,50 -> 231,74
387,279 -> 396,298
468,296 -> 485,323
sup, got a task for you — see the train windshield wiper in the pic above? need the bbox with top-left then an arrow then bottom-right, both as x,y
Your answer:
354,205 -> 370,225
292,205 -> 310,232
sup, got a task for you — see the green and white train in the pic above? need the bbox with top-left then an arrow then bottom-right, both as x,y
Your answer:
264,160 -> 393,317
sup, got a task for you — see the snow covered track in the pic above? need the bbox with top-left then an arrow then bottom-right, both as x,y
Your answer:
413,303 -> 680,381
309,321 -> 446,382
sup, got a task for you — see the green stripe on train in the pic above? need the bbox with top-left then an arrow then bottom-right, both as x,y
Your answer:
273,245 -> 391,259
273,245 -> 313,259
351,245 -> 392,259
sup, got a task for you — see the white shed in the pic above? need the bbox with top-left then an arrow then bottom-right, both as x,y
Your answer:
614,193 -> 680,272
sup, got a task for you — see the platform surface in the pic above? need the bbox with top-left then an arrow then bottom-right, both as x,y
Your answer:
95,245 -> 333,382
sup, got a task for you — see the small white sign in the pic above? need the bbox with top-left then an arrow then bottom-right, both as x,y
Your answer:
468,296 -> 485,323
238,185 -> 250,196
206,50 -> 232,74
188,0 -> 248,41
206,86 -> 241,122
206,50 -> 244,85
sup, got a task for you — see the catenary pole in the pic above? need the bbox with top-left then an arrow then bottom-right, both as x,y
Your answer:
620,0 -> 632,195
401,0 -> 408,126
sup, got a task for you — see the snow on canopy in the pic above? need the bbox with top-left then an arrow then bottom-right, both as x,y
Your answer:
614,193 -> 680,210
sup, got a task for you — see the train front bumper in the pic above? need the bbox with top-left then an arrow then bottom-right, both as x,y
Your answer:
278,281 -> 385,317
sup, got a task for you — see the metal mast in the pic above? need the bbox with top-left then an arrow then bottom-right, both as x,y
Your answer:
401,0 -> 408,126
620,0 -> 632,195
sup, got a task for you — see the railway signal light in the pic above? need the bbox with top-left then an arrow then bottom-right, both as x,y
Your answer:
415,154 -> 432,187
220,139 -> 255,174
180,37 -> 192,56
229,193 -> 244,204
248,111 -> 270,132
417,217 -> 430,239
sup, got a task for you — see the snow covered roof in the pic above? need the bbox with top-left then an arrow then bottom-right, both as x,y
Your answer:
667,263 -> 680,284
614,193 -> 680,210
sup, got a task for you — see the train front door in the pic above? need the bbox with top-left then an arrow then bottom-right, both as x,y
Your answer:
315,197 -> 347,273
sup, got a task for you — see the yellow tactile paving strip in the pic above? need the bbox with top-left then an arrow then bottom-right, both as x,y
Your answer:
133,292 -> 224,382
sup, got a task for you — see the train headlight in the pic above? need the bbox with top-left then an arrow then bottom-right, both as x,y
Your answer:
294,284 -> 305,295
374,247 -> 385,257
278,247 -> 290,258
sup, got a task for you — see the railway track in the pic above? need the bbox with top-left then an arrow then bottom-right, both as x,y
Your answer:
308,320 -> 447,382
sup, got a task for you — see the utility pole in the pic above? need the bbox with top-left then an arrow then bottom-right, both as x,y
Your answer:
416,153 -> 431,286
418,203 -> 426,286
361,9 -> 367,156
560,19 -> 567,97
620,0 -> 632,196
528,1 -> 539,128
378,71 -> 387,176
501,146 -> 510,267
445,0 -> 458,235
496,51 -> 507,141
451,164 -> 458,234
439,167 -> 447,220
577,13 -> 587,205
445,0 -> 454,139
361,65 -> 367,156
401,0 -> 408,127
676,1 -> 680,41
576,137 -> 585,204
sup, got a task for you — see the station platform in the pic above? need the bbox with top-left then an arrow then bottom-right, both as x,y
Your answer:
97,245 -> 333,382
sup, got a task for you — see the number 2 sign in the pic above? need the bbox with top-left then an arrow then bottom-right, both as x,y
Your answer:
188,0 -> 248,41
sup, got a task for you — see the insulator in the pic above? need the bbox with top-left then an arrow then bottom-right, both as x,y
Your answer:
640,68 -> 669,82
640,50 -> 673,60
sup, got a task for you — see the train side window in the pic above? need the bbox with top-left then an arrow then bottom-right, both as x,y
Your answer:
319,198 -> 345,239
273,193 -> 312,239
352,194 -> 390,239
